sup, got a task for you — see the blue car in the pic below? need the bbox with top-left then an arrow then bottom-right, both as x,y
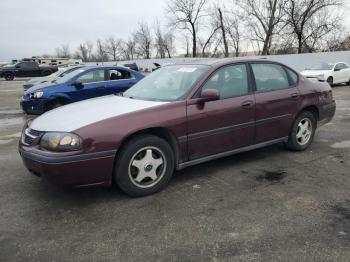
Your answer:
20,66 -> 144,114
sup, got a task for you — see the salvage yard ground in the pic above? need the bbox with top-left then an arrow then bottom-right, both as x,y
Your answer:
0,79 -> 350,261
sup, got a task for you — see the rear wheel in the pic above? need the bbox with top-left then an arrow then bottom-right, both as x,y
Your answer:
286,111 -> 316,151
327,76 -> 333,86
114,135 -> 174,197
4,73 -> 14,81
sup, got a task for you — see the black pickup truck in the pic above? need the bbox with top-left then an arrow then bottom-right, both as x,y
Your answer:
0,61 -> 58,80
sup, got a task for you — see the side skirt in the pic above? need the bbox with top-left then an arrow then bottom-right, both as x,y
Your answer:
177,137 -> 288,170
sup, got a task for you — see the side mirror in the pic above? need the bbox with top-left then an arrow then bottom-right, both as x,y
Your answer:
198,89 -> 220,103
72,80 -> 83,89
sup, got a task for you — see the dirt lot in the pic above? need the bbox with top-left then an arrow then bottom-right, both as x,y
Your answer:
0,79 -> 350,262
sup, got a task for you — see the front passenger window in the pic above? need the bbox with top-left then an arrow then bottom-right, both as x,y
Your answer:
78,70 -> 105,84
252,63 -> 290,92
202,64 -> 248,99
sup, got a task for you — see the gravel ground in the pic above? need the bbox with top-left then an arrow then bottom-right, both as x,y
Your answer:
0,79 -> 350,262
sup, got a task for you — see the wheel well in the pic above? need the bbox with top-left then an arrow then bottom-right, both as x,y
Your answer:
119,127 -> 180,164
43,97 -> 66,111
301,106 -> 319,120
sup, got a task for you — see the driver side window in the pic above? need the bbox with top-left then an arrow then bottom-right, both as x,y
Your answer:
78,70 -> 105,84
202,64 -> 248,99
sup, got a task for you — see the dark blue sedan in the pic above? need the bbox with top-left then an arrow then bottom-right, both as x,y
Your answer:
20,66 -> 144,114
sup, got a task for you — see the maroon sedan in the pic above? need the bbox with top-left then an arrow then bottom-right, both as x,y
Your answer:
19,58 -> 336,196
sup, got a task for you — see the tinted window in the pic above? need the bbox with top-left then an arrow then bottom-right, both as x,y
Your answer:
78,70 -> 105,84
285,67 -> 298,85
202,64 -> 248,98
252,63 -> 290,91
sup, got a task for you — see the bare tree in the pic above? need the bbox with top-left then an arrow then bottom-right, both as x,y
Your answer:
226,16 -> 242,57
75,42 -> 94,62
55,44 -> 70,58
284,0 -> 343,53
105,36 -> 122,61
239,0 -> 286,55
96,39 -> 108,62
134,22 -> 153,59
218,8 -> 229,57
167,0 -> 208,57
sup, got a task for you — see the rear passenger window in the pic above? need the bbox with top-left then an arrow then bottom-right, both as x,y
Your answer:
202,64 -> 248,99
252,64 -> 290,91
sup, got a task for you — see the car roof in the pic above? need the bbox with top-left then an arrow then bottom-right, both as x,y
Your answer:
172,57 -> 281,67
81,65 -> 133,71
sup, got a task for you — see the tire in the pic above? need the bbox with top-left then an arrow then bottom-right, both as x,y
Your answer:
114,134 -> 175,197
285,111 -> 316,151
4,73 -> 14,81
327,76 -> 333,86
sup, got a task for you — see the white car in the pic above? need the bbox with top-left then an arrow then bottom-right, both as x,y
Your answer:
301,62 -> 350,86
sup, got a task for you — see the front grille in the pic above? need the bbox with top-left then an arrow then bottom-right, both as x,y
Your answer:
22,128 -> 43,146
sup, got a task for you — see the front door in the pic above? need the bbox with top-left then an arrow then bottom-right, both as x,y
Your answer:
68,69 -> 107,102
250,63 -> 300,143
186,63 -> 255,160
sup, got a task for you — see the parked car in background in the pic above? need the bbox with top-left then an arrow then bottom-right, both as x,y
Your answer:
301,62 -> 350,86
123,63 -> 139,72
20,66 -> 144,114
0,61 -> 58,80
23,65 -> 85,90
19,59 -> 335,197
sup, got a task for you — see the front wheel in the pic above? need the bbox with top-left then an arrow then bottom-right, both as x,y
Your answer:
4,73 -> 14,81
114,135 -> 174,197
285,111 -> 316,151
327,77 -> 333,86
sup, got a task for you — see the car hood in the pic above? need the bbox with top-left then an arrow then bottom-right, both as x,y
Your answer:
300,70 -> 331,76
24,81 -> 58,94
25,76 -> 57,85
29,95 -> 168,132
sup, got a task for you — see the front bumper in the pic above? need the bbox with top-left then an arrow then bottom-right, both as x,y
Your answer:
19,147 -> 116,187
20,96 -> 47,114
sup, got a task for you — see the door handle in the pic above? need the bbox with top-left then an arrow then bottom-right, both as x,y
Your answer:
290,93 -> 299,99
241,100 -> 254,109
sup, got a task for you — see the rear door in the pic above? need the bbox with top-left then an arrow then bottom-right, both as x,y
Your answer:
250,63 -> 300,143
105,68 -> 137,94
186,63 -> 255,160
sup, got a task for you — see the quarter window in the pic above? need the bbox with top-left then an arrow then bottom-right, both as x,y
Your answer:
202,64 -> 248,99
285,67 -> 298,85
252,63 -> 290,91
77,70 -> 105,84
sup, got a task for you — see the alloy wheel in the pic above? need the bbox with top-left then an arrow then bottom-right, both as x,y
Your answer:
128,146 -> 167,188
296,118 -> 312,146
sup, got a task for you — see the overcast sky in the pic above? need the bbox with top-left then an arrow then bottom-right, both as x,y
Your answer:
0,0 -> 349,61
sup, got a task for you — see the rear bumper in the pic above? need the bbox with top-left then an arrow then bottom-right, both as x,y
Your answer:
19,147 -> 116,187
319,101 -> 336,126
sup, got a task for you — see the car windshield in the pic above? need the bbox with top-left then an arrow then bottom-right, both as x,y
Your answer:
309,63 -> 334,70
58,66 -> 84,77
54,68 -> 86,84
124,65 -> 210,101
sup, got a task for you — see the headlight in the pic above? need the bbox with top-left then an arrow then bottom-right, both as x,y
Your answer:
30,91 -> 44,99
40,132 -> 82,152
